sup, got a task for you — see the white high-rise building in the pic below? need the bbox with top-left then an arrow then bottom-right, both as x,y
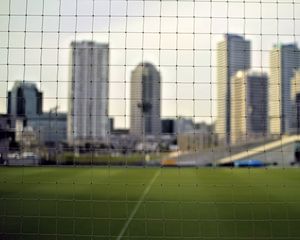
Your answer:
216,34 -> 251,144
68,41 -> 109,145
269,44 -> 300,135
130,63 -> 161,138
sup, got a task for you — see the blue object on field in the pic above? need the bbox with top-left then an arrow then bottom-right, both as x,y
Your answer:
234,159 -> 265,167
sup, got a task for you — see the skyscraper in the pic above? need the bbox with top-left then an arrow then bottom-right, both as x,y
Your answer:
290,70 -> 300,133
130,62 -> 161,138
216,34 -> 251,144
269,44 -> 300,135
7,81 -> 43,126
231,71 -> 268,145
68,41 -> 109,144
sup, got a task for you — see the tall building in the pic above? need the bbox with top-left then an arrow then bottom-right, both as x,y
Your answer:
269,44 -> 300,135
216,34 -> 251,144
290,70 -> 300,133
7,81 -> 43,126
130,62 -> 161,138
230,71 -> 268,145
68,41 -> 109,144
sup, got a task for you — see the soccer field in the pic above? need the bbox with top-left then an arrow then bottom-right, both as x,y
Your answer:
0,167 -> 300,240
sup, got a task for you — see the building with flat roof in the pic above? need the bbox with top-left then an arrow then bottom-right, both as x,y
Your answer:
161,119 -> 176,135
130,62 -> 161,138
230,71 -> 268,145
291,70 -> 300,133
68,41 -> 109,145
0,114 -> 14,162
269,43 -> 300,135
26,112 -> 67,145
216,34 -> 251,144
7,81 -> 43,127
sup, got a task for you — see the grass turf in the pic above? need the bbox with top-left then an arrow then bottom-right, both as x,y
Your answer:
0,167 -> 300,240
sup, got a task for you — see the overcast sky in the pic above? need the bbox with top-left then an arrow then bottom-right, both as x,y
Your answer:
0,0 -> 300,128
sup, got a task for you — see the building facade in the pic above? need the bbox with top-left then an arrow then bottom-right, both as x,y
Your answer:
269,44 -> 300,135
7,81 -> 43,127
68,41 -> 109,145
291,70 -> 300,133
177,121 -> 217,151
176,118 -> 195,134
216,34 -> 251,144
161,119 -> 176,135
230,71 -> 268,145
27,112 -> 67,145
130,63 -> 161,138
0,115 -> 14,162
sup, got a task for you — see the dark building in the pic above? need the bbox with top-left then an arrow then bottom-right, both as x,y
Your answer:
161,119 -> 176,134
7,81 -> 43,127
109,118 -> 114,133
0,115 -> 15,162
109,118 -> 129,135
291,70 -> 300,133
296,94 -> 300,132
247,73 -> 268,134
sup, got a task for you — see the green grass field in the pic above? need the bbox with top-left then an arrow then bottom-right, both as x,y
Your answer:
0,167 -> 300,240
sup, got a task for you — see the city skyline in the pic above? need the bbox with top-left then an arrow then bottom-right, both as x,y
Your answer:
5,37 -> 300,143
2,37 -> 300,130
0,0 -> 300,128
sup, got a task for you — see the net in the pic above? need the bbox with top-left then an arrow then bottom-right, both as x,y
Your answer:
0,0 -> 300,239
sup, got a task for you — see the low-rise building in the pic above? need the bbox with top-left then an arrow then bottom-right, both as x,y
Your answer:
176,121 -> 217,152
15,112 -> 67,146
176,118 -> 195,134
0,115 -> 14,161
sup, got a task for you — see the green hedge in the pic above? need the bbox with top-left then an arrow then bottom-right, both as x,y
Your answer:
54,153 -> 162,166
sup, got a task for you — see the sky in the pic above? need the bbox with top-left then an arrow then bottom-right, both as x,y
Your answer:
0,0 -> 300,128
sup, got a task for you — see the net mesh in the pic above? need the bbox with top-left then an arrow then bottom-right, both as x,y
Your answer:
0,0 -> 300,239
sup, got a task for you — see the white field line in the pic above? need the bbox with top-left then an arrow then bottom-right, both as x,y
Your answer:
218,135 -> 300,164
116,170 -> 160,240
